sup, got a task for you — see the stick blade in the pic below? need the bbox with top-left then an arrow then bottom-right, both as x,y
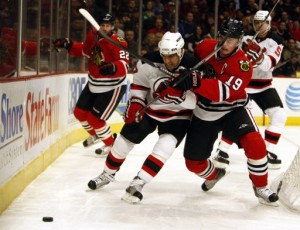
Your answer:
79,8 -> 100,31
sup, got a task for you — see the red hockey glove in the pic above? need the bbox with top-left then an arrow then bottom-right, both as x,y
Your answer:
155,81 -> 186,104
52,38 -> 72,51
153,80 -> 169,97
123,97 -> 146,124
99,62 -> 117,75
243,39 -> 266,67
173,69 -> 202,91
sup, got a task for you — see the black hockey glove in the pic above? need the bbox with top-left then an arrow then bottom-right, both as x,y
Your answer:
52,38 -> 73,51
99,62 -> 117,75
173,69 -> 202,91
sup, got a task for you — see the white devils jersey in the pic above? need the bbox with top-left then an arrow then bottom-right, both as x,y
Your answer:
243,35 -> 283,94
130,52 -> 198,122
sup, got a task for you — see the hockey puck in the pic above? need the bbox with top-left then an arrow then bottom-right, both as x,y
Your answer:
42,217 -> 53,222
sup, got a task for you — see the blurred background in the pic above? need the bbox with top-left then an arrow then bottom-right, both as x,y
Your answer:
1,0 -> 300,78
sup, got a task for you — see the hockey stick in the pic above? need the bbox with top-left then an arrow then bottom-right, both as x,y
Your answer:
78,8 -> 176,78
273,53 -> 300,70
252,0 -> 281,40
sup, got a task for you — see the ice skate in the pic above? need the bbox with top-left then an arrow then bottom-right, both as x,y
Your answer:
87,171 -> 115,190
122,176 -> 146,204
202,168 -> 226,191
95,145 -> 112,157
253,186 -> 279,207
94,133 -> 117,157
212,149 -> 230,168
83,135 -> 100,147
267,151 -> 281,169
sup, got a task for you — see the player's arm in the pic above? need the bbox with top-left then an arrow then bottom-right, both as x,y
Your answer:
193,61 -> 253,102
123,61 -> 150,124
106,36 -> 130,77
258,42 -> 283,71
98,35 -> 129,77
63,31 -> 97,57
130,61 -> 151,100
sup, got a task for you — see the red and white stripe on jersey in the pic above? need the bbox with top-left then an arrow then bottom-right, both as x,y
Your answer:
100,85 -> 123,120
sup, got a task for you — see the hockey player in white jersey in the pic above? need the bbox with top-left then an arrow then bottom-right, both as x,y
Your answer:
213,10 -> 287,169
87,32 -> 199,203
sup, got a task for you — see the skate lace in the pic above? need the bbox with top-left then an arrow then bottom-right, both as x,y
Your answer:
99,145 -> 112,154
95,172 -> 115,183
256,187 -> 273,199
203,168 -> 225,188
86,135 -> 97,145
129,177 -> 146,192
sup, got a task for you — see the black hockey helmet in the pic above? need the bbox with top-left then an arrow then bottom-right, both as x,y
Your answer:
218,18 -> 244,39
99,13 -> 114,25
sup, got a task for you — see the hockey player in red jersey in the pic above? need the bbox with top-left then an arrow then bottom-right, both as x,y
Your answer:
53,13 -> 129,156
158,18 -> 279,206
213,10 -> 286,169
86,32 -> 199,203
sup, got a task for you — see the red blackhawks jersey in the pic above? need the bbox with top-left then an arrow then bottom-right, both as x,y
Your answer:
68,31 -> 129,93
131,51 -> 198,122
243,34 -> 283,94
193,39 -> 253,121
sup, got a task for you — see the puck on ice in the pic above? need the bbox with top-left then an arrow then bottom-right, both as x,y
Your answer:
42,217 -> 53,222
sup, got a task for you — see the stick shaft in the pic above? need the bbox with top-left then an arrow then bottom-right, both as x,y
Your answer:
79,8 -> 176,78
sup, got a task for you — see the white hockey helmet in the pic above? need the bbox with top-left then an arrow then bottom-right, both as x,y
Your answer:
158,32 -> 184,57
253,10 -> 271,32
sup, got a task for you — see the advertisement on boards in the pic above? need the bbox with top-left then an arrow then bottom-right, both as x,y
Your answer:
23,77 -> 61,165
0,82 -> 25,185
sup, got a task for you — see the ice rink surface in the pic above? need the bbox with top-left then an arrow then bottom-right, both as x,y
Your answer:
0,127 -> 299,230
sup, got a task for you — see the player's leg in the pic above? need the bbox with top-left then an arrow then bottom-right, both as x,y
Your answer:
122,119 -> 190,203
184,117 -> 227,191
91,85 -> 126,156
251,88 -> 287,169
88,114 -> 156,190
73,84 -> 100,147
233,108 -> 279,206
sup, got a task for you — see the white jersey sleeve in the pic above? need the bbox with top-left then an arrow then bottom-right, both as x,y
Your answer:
243,35 -> 283,80
259,38 -> 283,72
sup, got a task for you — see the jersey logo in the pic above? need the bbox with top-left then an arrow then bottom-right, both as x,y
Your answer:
117,37 -> 126,43
239,60 -> 250,72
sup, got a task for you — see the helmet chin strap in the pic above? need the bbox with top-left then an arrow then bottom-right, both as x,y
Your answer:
178,49 -> 184,61
173,49 -> 185,70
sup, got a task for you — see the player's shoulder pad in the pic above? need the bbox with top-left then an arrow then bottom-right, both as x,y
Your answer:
268,33 -> 283,45
142,51 -> 163,64
111,34 -> 127,43
181,52 -> 200,68
202,38 -> 216,45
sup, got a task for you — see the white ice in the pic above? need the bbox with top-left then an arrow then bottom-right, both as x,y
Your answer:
0,127 -> 299,230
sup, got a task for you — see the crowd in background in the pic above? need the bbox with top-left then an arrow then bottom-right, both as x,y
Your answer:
92,0 -> 300,77
1,0 -> 300,78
